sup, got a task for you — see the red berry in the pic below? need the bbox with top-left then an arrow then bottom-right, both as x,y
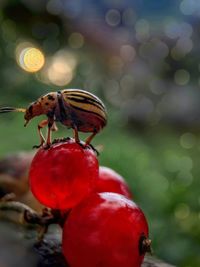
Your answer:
97,166 -> 132,198
29,140 -> 99,209
62,192 -> 150,267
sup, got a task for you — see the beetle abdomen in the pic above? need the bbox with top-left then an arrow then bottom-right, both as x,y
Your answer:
60,89 -> 107,132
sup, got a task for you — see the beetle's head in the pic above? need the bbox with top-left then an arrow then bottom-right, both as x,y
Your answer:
24,101 -> 43,126
24,92 -> 58,126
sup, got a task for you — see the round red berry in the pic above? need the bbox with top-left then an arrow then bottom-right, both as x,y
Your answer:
62,192 -> 150,267
29,140 -> 99,209
97,166 -> 132,198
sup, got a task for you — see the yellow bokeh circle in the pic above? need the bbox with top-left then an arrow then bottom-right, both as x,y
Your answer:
19,47 -> 45,72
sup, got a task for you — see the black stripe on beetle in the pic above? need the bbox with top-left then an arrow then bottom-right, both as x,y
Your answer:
66,92 -> 105,109
67,96 -> 105,111
57,92 -> 68,121
69,103 -> 106,122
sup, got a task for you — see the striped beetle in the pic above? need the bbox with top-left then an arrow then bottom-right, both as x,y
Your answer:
0,89 -> 107,147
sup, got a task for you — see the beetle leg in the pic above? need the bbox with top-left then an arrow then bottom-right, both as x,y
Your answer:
85,131 -> 97,146
73,125 -> 80,143
33,120 -> 48,148
45,118 -> 55,147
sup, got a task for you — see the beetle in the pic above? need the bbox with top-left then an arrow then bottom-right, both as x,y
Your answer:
0,89 -> 107,147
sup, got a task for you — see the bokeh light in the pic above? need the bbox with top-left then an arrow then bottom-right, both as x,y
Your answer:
175,203 -> 190,220
135,19 -> 150,42
171,37 -> 193,61
174,69 -> 190,86
122,8 -> 136,26
40,49 -> 77,86
105,9 -> 121,27
120,44 -> 136,62
176,171 -> 193,187
180,0 -> 196,15
68,32 -> 84,49
16,44 -> 45,73
46,0 -> 63,15
180,132 -> 196,149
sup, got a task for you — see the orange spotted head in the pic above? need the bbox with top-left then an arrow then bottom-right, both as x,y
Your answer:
24,92 -> 58,126
24,101 -> 43,126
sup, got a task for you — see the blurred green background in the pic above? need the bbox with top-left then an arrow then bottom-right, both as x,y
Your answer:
0,1 -> 200,266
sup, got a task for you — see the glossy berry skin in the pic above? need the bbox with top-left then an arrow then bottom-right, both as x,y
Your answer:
97,166 -> 132,198
29,140 -> 98,209
62,192 -> 149,267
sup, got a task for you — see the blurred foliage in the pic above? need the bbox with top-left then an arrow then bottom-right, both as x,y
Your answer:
0,1 -> 200,267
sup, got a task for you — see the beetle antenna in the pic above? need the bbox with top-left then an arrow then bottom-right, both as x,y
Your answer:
0,107 -> 26,113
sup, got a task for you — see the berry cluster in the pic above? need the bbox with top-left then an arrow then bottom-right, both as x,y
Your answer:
29,138 -> 151,267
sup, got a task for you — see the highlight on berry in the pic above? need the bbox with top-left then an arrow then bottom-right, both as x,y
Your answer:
0,89 -> 107,148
